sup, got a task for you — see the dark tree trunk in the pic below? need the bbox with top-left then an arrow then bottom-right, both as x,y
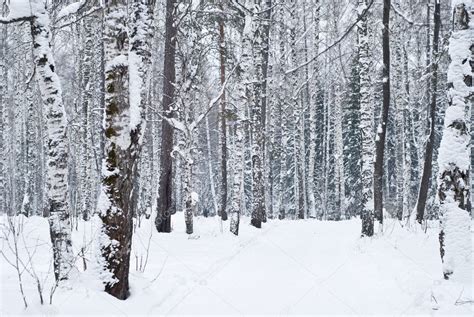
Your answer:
374,0 -> 391,226
416,0 -> 440,224
99,0 -> 140,300
260,0 -> 272,223
218,3 -> 228,221
425,0 -> 431,133
156,0 -> 177,233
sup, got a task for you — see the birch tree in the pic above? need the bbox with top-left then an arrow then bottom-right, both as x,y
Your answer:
357,0 -> 374,236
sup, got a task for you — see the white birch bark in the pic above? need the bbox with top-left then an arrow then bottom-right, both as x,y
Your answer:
31,3 -> 75,281
357,0 -> 374,236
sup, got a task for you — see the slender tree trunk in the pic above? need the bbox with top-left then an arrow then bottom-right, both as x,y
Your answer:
334,85 -> 345,219
307,0 -> 320,218
79,1 -> 99,221
218,3 -> 228,221
229,122 -> 244,235
205,116 -> 219,215
393,37 -> 405,221
373,0 -> 391,229
156,0 -> 177,233
28,7 -> 76,281
358,0 -> 374,236
260,0 -> 272,224
231,2 -> 254,233
416,0 -> 440,224
250,1 -> 266,228
277,6 -> 287,219
0,16 -> 5,215
425,0 -> 431,133
182,141 -> 195,235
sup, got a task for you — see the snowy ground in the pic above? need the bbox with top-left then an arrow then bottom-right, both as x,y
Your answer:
1,214 -> 472,315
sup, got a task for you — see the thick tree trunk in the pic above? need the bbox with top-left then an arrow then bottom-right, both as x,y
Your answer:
98,0 -> 139,300
437,2 -> 472,281
416,0 -> 440,224
156,0 -> 177,233
373,0 -> 391,229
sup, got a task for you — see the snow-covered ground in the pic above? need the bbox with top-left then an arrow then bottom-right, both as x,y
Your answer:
1,214 -> 472,315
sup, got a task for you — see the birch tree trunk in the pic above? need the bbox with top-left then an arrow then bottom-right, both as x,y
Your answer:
307,0 -> 320,218
26,4 -> 76,281
0,16 -> 7,214
231,1 -> 254,234
358,0 -> 374,236
250,1 -> 266,228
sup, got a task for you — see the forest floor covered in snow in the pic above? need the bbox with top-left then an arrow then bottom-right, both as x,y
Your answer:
1,214 -> 472,315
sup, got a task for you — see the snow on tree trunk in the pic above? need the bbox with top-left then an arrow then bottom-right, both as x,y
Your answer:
129,0 -> 153,220
0,11 -> 6,215
230,119 -> 244,235
182,143 -> 196,235
437,1 -> 472,281
334,85 -> 345,219
78,1 -> 100,221
231,3 -> 254,234
357,0 -> 374,236
98,0 -> 139,300
205,116 -> 219,216
373,0 -> 391,231
28,4 -> 75,281
393,38 -> 406,221
307,1 -> 320,218
276,6 -> 288,219
250,1 -> 266,228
